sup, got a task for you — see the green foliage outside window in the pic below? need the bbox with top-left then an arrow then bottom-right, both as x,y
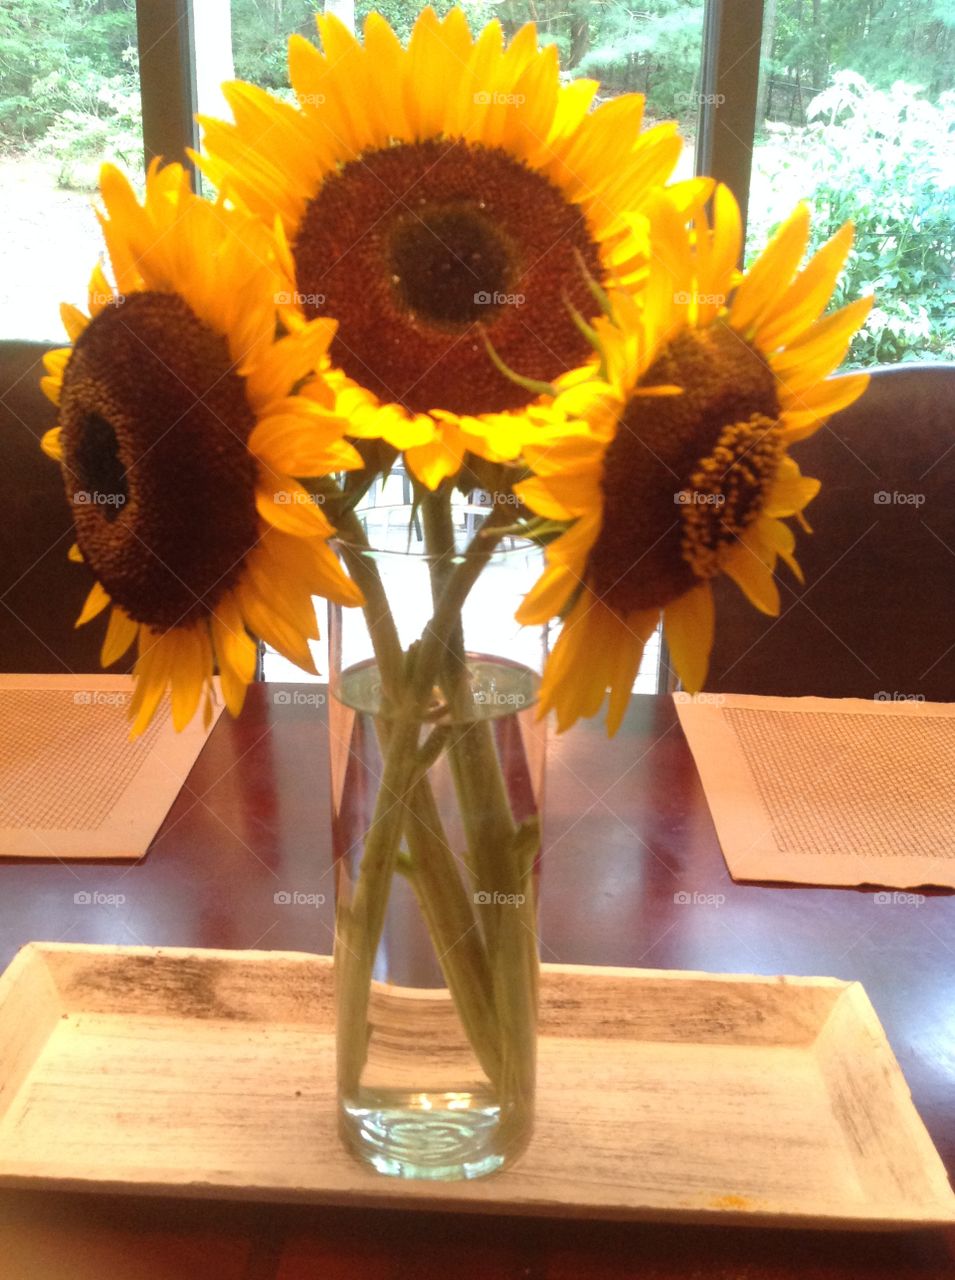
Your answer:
748,73 -> 955,365
0,0 -> 952,363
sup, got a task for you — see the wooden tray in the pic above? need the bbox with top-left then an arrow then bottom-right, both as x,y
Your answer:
1,942 -> 952,1229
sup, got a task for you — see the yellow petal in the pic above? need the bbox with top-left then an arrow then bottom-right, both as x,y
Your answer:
606,609 -> 657,736
255,475 -> 334,537
516,560 -> 579,626
763,456 -> 821,518
754,221 -> 855,352
59,303 -> 89,343
722,544 -> 780,616
663,582 -> 714,694
780,371 -> 870,440
41,427 -> 63,461
248,409 -> 360,476
730,204 -> 811,337
169,627 -> 212,731
75,581 -> 111,628
404,431 -> 466,491
129,630 -> 174,736
100,606 -> 139,668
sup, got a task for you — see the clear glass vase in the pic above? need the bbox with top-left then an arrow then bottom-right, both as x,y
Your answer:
328,504 -> 545,1180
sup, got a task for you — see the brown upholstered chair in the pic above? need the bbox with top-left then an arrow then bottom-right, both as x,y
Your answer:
0,339 -> 119,673
705,363 -> 955,701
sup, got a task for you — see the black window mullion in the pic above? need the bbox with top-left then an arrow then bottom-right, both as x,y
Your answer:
695,0 -> 764,249
136,0 -> 199,184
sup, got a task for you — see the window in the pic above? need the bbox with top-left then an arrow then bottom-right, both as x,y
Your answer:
747,1 -> 954,367
4,2 -> 950,688
0,0 -> 142,339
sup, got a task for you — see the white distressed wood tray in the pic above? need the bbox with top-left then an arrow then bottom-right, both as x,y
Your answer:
1,942 -> 953,1229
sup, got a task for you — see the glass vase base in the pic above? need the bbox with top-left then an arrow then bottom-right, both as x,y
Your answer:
340,1091 -> 520,1180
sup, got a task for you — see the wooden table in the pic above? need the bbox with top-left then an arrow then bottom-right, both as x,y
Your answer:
1,687 -> 954,1279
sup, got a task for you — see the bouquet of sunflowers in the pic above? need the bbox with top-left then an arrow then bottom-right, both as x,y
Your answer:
40,8 -> 871,1177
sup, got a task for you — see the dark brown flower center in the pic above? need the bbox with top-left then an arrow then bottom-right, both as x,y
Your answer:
58,291 -> 259,631
587,323 -> 782,613
291,139 -> 603,416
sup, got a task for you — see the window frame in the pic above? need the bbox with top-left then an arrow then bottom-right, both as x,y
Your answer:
136,0 -> 200,184
136,1 -> 765,230
136,0 -> 766,695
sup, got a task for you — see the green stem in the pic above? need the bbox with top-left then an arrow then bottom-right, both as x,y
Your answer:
419,492 -> 520,951
334,505 -> 404,709
335,710 -> 424,1097
333,505 -> 507,1092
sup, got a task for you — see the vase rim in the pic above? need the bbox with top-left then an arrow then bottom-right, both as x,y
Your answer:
335,503 -> 541,563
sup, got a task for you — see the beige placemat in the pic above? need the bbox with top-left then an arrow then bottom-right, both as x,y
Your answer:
0,675 -> 224,859
675,692 -> 955,888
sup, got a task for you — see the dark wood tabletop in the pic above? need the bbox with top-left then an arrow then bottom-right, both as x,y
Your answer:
1,686 -> 954,1280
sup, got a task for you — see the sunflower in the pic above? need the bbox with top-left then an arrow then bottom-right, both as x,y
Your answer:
41,161 -> 363,734
515,185 -> 874,734
196,6 -> 701,489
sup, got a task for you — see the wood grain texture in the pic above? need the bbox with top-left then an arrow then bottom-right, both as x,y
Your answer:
1,689 -> 954,1278
0,942 -> 952,1232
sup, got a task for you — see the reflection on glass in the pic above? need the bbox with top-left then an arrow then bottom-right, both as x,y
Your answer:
747,0 -> 954,367
0,0 -> 143,338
